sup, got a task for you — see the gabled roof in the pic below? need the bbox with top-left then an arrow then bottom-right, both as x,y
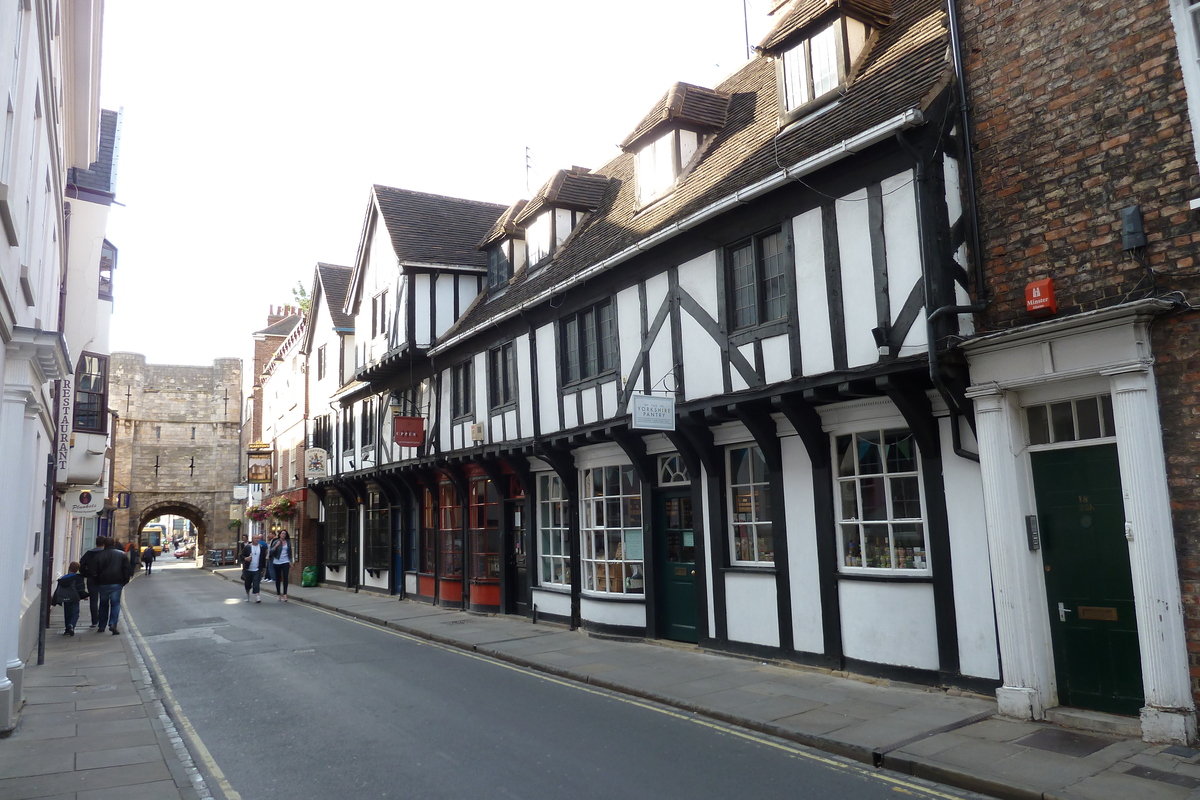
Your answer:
758,0 -> 893,54
374,185 -> 506,267
477,200 -> 528,249
619,82 -> 732,152
436,0 -> 948,355
316,263 -> 354,330
513,168 -> 611,227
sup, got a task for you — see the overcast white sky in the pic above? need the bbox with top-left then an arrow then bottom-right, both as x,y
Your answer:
100,1 -> 774,368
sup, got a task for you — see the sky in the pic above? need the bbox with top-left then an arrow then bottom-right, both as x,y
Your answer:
100,1 -> 774,368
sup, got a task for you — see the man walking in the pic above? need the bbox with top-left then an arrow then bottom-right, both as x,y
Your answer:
78,536 -> 107,628
93,538 -> 134,634
241,533 -> 268,603
141,543 -> 157,575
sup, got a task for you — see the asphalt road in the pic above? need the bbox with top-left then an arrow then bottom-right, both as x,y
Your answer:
123,560 -> 983,800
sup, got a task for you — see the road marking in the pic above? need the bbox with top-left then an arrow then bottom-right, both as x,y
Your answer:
294,603 -> 970,800
124,613 -> 243,800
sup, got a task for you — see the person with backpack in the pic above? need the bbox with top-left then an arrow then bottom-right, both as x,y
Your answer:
78,537 -> 107,628
141,543 -> 157,575
93,538 -> 134,634
51,562 -> 88,636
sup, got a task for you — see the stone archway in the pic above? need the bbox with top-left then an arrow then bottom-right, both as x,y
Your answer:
135,500 -> 209,555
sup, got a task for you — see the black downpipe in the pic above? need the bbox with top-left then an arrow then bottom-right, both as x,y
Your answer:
37,454 -> 57,665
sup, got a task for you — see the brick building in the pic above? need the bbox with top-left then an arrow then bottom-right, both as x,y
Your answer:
955,0 -> 1200,742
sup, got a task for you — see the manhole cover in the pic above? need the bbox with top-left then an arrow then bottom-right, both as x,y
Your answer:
1017,728 -> 1113,758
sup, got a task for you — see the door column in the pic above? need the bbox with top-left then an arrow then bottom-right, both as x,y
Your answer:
1105,365 -> 1197,743
968,384 -> 1055,720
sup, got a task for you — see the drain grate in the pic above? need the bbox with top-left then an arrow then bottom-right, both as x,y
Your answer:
1016,728 -> 1114,758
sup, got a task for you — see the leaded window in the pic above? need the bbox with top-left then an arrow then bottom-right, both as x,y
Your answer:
562,300 -> 617,384
74,353 -> 108,433
728,229 -> 789,330
580,465 -> 644,594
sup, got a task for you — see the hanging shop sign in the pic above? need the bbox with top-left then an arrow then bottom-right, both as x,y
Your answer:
246,450 -> 274,484
64,488 -> 103,516
305,448 -> 329,479
55,377 -> 73,480
631,394 -> 676,431
393,416 -> 426,447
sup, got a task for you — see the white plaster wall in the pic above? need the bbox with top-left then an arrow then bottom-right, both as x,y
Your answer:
702,464 -> 717,639
434,275 -> 456,338
438,367 -> 452,453
362,570 -> 389,591
732,344 -> 753,392
941,416 -> 1000,679
536,324 -> 559,434
517,333 -> 534,435
677,250 -> 719,317
681,311 -> 723,401
323,564 -> 347,586
761,334 -> 791,385
563,392 -> 579,430
580,597 -> 647,629
942,156 -> 975,339
472,351 -> 487,437
645,272 -> 669,320
649,318 -> 673,397
532,588 -> 571,619
837,189 -> 878,369
581,387 -> 599,425
881,171 -> 926,356
414,274 -> 432,347
617,286 -> 641,386
725,572 -> 780,647
600,380 -> 617,419
794,210 -> 834,376
404,572 -> 418,594
839,580 -> 939,670
504,408 -> 518,440
782,435 -> 824,654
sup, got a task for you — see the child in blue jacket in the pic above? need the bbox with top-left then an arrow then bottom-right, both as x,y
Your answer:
52,562 -> 89,636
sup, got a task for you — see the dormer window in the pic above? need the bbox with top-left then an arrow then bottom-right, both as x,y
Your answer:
523,208 -> 585,269
636,129 -> 702,206
486,242 -> 512,291
776,15 -> 872,118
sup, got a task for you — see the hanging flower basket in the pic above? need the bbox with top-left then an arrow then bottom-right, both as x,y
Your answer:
246,505 -> 269,523
269,497 -> 297,519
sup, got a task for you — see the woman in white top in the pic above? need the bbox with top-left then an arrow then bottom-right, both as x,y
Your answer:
270,530 -> 293,601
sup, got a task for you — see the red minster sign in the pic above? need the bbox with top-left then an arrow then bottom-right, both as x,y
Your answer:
393,416 -> 425,447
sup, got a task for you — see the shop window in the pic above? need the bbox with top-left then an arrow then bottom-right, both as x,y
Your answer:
728,228 -> 789,331
1025,394 -> 1115,446
324,493 -> 348,566
438,482 -> 463,578
835,429 -> 929,573
728,445 -> 773,565
363,488 -> 389,570
420,487 -> 436,574
468,476 -> 501,581
73,353 -> 108,433
580,465 -> 643,594
538,473 -> 571,587
562,300 -> 617,385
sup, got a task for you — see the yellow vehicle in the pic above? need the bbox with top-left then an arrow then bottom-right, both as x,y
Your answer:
141,523 -> 167,554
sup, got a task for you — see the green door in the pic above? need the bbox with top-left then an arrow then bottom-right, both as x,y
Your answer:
655,491 -> 697,643
1032,444 -> 1143,716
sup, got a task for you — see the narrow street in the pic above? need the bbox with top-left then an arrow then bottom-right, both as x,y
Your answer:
122,561 -> 980,800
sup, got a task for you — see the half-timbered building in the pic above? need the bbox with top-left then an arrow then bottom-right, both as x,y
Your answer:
309,0 -> 1002,691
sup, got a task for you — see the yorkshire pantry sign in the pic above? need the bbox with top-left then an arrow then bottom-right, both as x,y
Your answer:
631,394 -> 675,431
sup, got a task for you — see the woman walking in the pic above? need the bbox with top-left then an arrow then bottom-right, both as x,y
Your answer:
270,530 -> 293,601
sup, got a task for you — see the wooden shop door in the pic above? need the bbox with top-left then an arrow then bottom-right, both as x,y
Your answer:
655,491 -> 697,643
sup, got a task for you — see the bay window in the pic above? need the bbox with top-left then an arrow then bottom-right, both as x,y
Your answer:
581,465 -> 643,594
728,445 -> 773,565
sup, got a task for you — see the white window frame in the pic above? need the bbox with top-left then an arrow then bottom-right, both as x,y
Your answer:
536,473 -> 571,588
727,444 -> 774,566
579,464 -> 644,595
834,428 -> 931,575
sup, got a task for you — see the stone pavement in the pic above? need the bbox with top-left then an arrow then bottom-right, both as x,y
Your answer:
210,567 -> 1200,800
0,584 -> 209,800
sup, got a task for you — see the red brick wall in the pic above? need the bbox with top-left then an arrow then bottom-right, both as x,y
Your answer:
958,0 -> 1200,702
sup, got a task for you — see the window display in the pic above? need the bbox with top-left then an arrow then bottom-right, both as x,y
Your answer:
835,429 -> 929,573
468,476 -> 501,580
727,445 -> 773,565
580,465 -> 644,594
538,474 -> 571,587
438,482 -> 462,577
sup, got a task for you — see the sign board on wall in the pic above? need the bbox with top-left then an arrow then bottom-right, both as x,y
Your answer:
305,448 -> 328,479
631,394 -> 676,431
247,451 -> 273,484
393,416 -> 425,447
64,488 -> 103,516
55,377 -> 73,480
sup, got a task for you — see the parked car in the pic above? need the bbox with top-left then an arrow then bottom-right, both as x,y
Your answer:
174,545 -> 195,559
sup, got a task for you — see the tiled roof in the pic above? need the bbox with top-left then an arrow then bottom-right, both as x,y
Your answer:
477,200 -> 528,249
439,0 -> 947,351
254,316 -> 301,338
758,0 -> 894,54
513,169 -> 611,227
316,263 -> 353,330
619,83 -> 733,152
67,109 -> 120,196
373,185 -> 507,269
